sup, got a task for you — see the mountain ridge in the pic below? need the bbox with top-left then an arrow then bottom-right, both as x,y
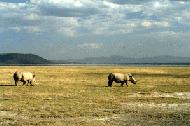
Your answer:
72,55 -> 190,64
0,53 -> 190,65
0,53 -> 50,65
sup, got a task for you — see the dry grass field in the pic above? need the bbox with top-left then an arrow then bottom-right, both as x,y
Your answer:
0,66 -> 190,126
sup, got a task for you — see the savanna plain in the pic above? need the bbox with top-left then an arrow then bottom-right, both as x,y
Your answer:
0,66 -> 190,126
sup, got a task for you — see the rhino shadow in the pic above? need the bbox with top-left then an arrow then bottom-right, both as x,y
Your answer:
85,84 -> 108,87
0,84 -> 16,86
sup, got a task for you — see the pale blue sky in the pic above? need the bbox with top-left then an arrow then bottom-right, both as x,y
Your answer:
0,0 -> 190,60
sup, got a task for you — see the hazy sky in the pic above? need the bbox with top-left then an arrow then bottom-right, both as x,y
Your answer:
0,0 -> 190,60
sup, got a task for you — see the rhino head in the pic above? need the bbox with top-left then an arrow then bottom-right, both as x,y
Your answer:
128,73 -> 137,84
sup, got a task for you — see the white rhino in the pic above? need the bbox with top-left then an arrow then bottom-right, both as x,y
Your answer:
108,73 -> 137,87
13,71 -> 36,86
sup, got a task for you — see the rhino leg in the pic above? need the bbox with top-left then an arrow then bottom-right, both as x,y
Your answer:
125,81 -> 128,86
26,82 -> 32,86
108,80 -> 112,87
15,81 -> 18,86
121,82 -> 124,86
14,76 -> 19,86
23,81 -> 27,86
29,80 -> 33,86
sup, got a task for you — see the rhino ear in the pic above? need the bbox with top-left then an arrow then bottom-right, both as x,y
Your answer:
128,73 -> 132,77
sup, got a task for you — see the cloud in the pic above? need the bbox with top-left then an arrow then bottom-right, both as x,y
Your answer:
0,1 -> 188,32
141,20 -> 170,28
0,0 -> 190,36
152,1 -> 170,9
77,43 -> 103,49
31,0 -> 84,7
31,0 -> 101,17
24,13 -> 40,20
39,6 -> 99,17
8,26 -> 40,33
0,0 -> 190,59
102,1 -> 120,9
141,20 -> 153,27
0,0 -> 29,3
109,0 -> 149,5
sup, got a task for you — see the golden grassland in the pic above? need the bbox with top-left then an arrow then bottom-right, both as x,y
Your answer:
0,66 -> 190,126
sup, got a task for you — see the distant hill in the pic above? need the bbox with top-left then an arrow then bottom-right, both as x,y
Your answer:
0,53 -> 190,65
0,53 -> 50,65
71,55 -> 190,64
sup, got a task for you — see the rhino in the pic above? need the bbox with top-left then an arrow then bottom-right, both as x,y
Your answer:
108,73 -> 137,87
13,71 -> 36,86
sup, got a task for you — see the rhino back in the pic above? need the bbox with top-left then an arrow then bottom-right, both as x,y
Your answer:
22,72 -> 34,81
113,73 -> 125,81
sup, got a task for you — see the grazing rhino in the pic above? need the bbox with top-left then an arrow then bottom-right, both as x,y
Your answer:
13,71 -> 36,86
108,73 -> 137,87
